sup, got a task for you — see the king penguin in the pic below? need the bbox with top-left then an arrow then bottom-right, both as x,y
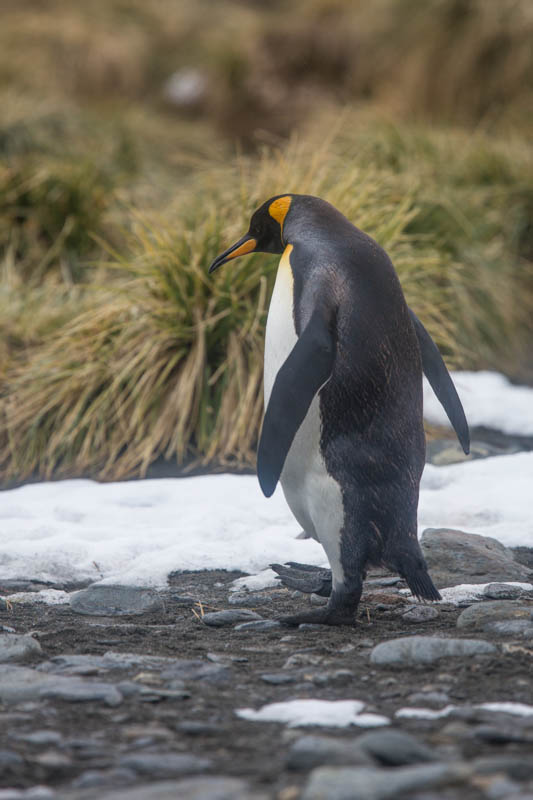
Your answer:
209,194 -> 470,626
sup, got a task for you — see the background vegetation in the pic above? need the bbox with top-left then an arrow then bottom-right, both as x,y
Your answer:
1,0 -> 532,482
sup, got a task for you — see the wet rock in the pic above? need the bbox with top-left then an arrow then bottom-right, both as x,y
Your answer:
118,752 -> 211,778
14,730 -> 63,746
64,776 -> 261,800
32,749 -> 72,771
301,762 -> 470,800
484,619 -> 533,637
355,729 -> 438,766
370,636 -> 496,667
473,755 -> 533,781
420,529 -> 533,589
0,665 -> 122,706
260,672 -> 297,685
201,610 -> 262,628
159,660 -> 230,684
407,691 -> 450,708
70,585 -> 164,617
228,593 -> 271,607
234,620 -> 280,632
0,634 -> 42,663
401,605 -> 439,623
456,601 -> 532,630
483,583 -> 530,600
287,735 -> 374,770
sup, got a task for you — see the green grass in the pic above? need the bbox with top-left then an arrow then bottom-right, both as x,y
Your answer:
2,114 -> 531,483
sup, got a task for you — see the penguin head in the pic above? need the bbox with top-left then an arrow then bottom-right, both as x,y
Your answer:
208,195 -> 292,273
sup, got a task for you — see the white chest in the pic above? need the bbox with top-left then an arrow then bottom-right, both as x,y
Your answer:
264,244 -> 298,406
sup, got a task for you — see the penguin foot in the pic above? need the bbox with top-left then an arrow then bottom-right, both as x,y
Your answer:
271,562 -> 332,597
277,606 -> 355,627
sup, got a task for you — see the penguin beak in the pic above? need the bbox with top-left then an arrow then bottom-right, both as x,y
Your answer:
208,235 -> 257,274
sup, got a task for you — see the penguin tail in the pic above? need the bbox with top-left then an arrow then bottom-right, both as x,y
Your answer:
391,549 -> 442,602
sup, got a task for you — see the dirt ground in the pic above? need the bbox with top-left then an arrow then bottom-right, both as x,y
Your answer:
1,570 -> 533,799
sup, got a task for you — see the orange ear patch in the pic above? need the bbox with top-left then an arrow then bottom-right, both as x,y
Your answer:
268,196 -> 292,231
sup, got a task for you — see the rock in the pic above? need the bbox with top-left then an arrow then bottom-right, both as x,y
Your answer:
484,620 -> 533,637
355,729 -> 438,766
260,673 -> 297,685
301,762 -> 470,800
310,594 -> 329,606
0,665 -> 122,706
0,788 -> 55,799
70,585 -> 164,617
118,753 -> 211,778
473,755 -> 533,781
0,634 -> 42,663
63,776 -> 261,800
473,725 -> 533,744
175,722 -> 221,736
159,660 -> 230,684
426,438 -> 514,466
14,730 -> 63,746
0,748 -> 24,774
420,529 -> 533,589
287,735 -> 374,770
456,601 -> 532,630
401,605 -> 439,623
483,583 -> 530,600
370,636 -> 496,667
283,653 -> 323,669
407,691 -> 450,708
201,610 -> 262,628
234,620 -> 280,632
228,594 -> 271,607
71,767 -> 137,789
511,547 -> 533,571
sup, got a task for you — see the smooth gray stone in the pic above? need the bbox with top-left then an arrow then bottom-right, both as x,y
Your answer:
158,660 -> 229,683
420,529 -> 533,589
301,762 -> 470,800
228,594 -> 271,607
175,721 -> 221,736
59,777 -> 261,800
401,605 -> 439,623
39,652 -> 185,675
0,634 -> 42,663
0,748 -> 24,771
457,601 -> 532,630
483,583 -> 530,600
472,756 -> 533,781
234,620 -> 280,632
118,753 -> 211,778
0,788 -> 55,799
484,619 -> 533,637
473,725 -> 533,744
201,610 -> 262,627
0,665 -> 122,706
260,672 -> 296,685
370,636 -> 496,666
310,594 -> 329,606
407,691 -> 450,708
287,735 -> 374,770
14,730 -> 63,746
70,585 -> 164,617
355,729 -> 438,766
71,768 -> 137,789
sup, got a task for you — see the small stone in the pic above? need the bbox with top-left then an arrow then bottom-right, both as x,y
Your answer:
456,601 -> 532,630
72,767 -> 137,789
355,729 -> 438,766
260,673 -> 297,685
310,594 -> 328,606
473,725 -> 533,744
0,634 -> 42,663
234,620 -> 280,632
298,624 -> 331,630
170,595 -> 196,607
14,731 -> 62,746
401,606 -> 439,623
228,594 -> 271,607
483,583 -> 528,600
118,753 -> 211,778
484,776 -> 521,799
159,660 -> 230,684
77,776 -> 259,800
287,735 -> 374,770
407,692 -> 450,708
33,750 -> 72,770
301,762 -> 470,800
175,721 -> 221,736
283,653 -> 323,669
202,610 -> 262,628
473,755 -> 533,781
70,585 -> 164,616
370,636 -> 496,666
0,749 -> 24,773
40,679 -> 123,707
484,620 -> 533,637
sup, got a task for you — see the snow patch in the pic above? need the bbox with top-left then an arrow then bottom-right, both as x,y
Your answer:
231,569 -> 280,593
236,699 -> 389,728
424,371 -> 533,435
5,589 -> 70,605
397,702 -> 533,720
401,582 -> 533,605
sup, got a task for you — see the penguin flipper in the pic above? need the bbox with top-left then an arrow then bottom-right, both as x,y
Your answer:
409,309 -> 470,455
258,307 -> 335,497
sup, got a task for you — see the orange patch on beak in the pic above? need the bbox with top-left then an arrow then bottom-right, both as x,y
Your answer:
225,237 -> 257,261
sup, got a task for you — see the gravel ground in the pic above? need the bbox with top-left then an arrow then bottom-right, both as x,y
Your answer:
1,569 -> 533,799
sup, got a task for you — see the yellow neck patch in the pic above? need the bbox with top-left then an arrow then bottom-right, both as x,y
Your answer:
268,196 -> 292,234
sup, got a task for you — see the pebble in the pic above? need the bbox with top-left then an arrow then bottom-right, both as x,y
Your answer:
260,673 -> 297,685
0,634 -> 42,663
234,620 -> 280,632
39,679 -> 123,707
473,755 -> 533,781
70,585 -> 164,616
0,749 -> 24,773
159,660 -> 230,684
175,721 -> 221,736
370,636 -> 496,666
407,691 -> 450,708
298,624 -> 331,630
474,725 -> 533,744
484,619 -> 533,637
0,664 -> 122,706
287,735 -> 374,770
283,653 -> 323,669
483,583 -> 529,600
71,776 -> 262,800
0,789 -> 55,800
355,729 -> 438,766
301,762 -> 470,800
201,610 -> 262,628
401,606 -> 439,623
71,767 -> 137,789
228,594 -> 271,607
456,601 -> 532,630
310,594 -> 328,606
13,730 -> 63,746
118,753 -> 212,778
